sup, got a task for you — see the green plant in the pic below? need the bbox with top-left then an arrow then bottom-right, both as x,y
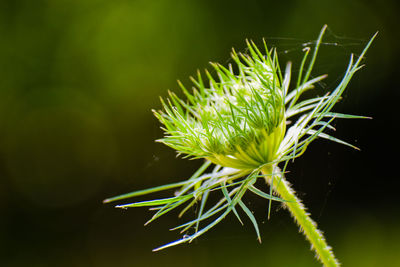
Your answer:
104,25 -> 376,266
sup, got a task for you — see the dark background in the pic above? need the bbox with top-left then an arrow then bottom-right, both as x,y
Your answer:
0,0 -> 399,266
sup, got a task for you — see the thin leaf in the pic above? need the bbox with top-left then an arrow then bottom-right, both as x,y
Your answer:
103,180 -> 190,203
238,200 -> 261,243
221,181 -> 243,225
305,129 -> 360,150
115,195 -> 192,208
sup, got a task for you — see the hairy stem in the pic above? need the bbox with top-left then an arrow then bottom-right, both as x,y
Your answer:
262,165 -> 339,267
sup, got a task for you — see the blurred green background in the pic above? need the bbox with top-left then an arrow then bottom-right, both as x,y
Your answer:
1,0 -> 399,266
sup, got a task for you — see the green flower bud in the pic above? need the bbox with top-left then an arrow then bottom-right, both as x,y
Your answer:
154,41 -> 286,170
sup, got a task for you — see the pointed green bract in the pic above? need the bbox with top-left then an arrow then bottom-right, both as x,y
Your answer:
105,25 -> 376,266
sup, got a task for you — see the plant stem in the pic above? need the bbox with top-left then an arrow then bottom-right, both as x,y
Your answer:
262,165 -> 339,267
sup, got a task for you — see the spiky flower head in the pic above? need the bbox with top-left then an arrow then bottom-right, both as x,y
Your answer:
105,26 -> 376,261
154,41 -> 286,170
